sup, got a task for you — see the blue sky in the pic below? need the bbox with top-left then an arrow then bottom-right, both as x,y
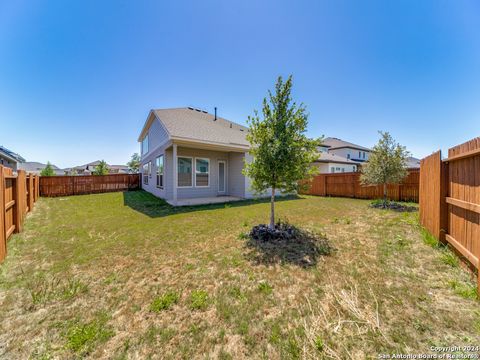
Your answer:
1,0 -> 479,168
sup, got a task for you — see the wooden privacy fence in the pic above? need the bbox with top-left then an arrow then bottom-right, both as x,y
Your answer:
40,173 -> 140,197
419,136 -> 480,290
0,166 -> 39,262
300,169 -> 420,202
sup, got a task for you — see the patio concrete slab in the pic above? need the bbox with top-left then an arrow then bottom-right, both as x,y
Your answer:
167,196 -> 243,207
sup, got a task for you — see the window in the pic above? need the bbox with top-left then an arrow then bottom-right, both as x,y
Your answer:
341,168 -> 345,172
331,167 -> 335,173
347,154 -> 350,159
363,152 -> 366,159
195,158 -> 209,187
156,155 -> 164,188
142,163 -> 149,185
353,165 -> 357,172
178,157 -> 193,187
358,151 -> 361,158
141,135 -> 149,155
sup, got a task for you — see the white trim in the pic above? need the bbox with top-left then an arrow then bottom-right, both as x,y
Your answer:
218,160 -> 226,194
177,156 -> 194,188
194,157 -> 210,188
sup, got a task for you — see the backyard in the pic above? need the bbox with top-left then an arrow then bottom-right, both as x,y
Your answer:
0,191 -> 478,359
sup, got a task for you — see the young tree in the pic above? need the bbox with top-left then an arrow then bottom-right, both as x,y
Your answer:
243,75 -> 319,229
360,131 -> 409,206
92,160 -> 110,175
127,153 -> 141,173
40,161 -> 55,176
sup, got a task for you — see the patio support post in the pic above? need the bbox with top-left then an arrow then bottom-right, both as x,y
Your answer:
173,143 -> 178,206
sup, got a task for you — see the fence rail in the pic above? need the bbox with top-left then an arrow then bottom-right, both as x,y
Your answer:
40,174 -> 140,197
419,136 -> 480,291
1,166 -> 39,262
300,169 -> 420,202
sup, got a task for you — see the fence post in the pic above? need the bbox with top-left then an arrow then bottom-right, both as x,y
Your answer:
16,170 -> 26,232
13,173 -> 21,234
28,174 -> 34,212
0,166 -> 6,262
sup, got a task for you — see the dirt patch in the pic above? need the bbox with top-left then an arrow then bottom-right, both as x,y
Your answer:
244,222 -> 334,267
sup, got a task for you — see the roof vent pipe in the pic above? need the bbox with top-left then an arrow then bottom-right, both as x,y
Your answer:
214,107 -> 217,121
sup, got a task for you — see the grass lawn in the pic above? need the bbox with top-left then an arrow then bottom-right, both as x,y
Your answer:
0,191 -> 478,359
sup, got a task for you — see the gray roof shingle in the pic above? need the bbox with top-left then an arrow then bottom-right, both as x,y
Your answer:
153,108 -> 249,147
322,137 -> 371,152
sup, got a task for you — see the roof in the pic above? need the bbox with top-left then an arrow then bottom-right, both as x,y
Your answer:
18,162 -> 60,172
314,152 -> 362,165
0,146 -> 26,163
322,137 -> 371,152
405,156 -> 421,168
140,107 -> 249,148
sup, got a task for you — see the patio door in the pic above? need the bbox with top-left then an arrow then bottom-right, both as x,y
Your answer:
218,161 -> 226,194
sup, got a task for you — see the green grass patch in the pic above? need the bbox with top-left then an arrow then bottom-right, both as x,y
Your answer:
150,291 -> 180,312
448,279 -> 478,300
189,290 -> 210,310
441,249 -> 460,267
63,312 -> 114,356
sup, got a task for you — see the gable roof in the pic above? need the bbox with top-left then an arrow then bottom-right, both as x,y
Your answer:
322,137 -> 371,152
406,156 -> 421,168
0,145 -> 26,163
139,107 -> 249,148
314,152 -> 362,165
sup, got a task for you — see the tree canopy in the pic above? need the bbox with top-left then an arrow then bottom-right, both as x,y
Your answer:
127,153 -> 141,173
92,160 -> 109,175
40,162 -> 55,176
243,75 -> 319,228
360,131 -> 409,204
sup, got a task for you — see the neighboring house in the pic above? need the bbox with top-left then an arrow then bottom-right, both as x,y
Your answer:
138,107 -> 267,205
406,156 -> 421,169
65,161 -> 129,175
312,152 -> 361,173
0,146 -> 25,171
321,137 -> 371,162
18,162 -> 64,175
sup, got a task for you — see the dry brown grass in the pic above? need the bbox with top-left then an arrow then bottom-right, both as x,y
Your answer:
0,191 -> 478,359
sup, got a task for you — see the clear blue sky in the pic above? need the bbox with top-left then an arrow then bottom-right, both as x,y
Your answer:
1,1 -> 479,168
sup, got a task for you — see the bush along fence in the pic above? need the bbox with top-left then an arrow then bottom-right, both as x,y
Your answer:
40,173 -> 140,197
419,136 -> 480,291
0,166 -> 40,263
299,169 -> 420,202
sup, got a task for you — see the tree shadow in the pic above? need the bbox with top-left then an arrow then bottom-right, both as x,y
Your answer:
122,190 -> 302,218
243,226 -> 334,268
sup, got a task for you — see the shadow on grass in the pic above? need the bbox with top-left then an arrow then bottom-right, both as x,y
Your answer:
122,190 -> 302,218
243,227 -> 334,268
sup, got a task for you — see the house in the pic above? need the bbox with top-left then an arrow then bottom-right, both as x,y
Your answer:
0,146 -> 25,171
65,161 -> 129,175
18,162 -> 64,175
321,137 -> 371,162
138,107 -> 267,206
405,156 -> 421,169
312,152 -> 361,173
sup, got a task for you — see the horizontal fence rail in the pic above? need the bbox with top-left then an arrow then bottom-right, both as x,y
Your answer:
300,169 -> 420,202
1,166 -> 39,263
40,174 -> 141,197
419,136 -> 480,291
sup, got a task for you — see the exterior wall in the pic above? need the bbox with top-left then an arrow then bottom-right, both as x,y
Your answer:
328,148 -> 370,162
315,162 -> 357,173
140,118 -> 169,161
244,153 -> 272,198
140,141 -> 170,199
227,152 -> 245,198
0,156 -> 18,171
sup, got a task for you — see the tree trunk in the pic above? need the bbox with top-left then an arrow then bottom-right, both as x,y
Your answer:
270,188 -> 276,230
383,183 -> 387,208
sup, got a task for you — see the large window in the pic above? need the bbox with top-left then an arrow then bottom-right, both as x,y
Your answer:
143,163 -> 149,185
141,135 -> 149,155
156,155 -> 164,188
195,158 -> 209,187
177,157 -> 193,187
